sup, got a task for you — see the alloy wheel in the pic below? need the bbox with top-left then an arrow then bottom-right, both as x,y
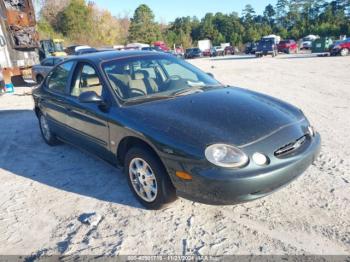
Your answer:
40,115 -> 51,141
129,158 -> 158,202
340,48 -> 349,56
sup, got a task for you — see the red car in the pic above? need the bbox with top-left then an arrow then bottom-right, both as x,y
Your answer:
154,41 -> 169,52
331,38 -> 350,56
277,40 -> 298,54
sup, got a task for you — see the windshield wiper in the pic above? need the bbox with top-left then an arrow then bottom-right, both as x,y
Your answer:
172,88 -> 204,97
172,85 -> 222,97
123,94 -> 175,105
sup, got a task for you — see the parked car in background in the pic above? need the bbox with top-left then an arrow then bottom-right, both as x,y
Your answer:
153,41 -> 169,51
141,46 -> 163,52
278,40 -> 298,54
245,42 -> 257,54
126,43 -> 150,50
256,38 -> 278,57
330,38 -> 350,56
262,35 -> 281,45
74,48 -> 99,56
32,51 -> 321,209
65,45 -> 91,55
214,46 -> 225,56
31,57 -> 67,83
185,48 -> 203,59
300,35 -> 319,50
203,47 -> 217,57
312,37 -> 333,55
167,50 -> 184,59
224,46 -> 235,55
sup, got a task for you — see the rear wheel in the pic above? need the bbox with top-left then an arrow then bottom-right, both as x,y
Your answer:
340,48 -> 349,56
38,113 -> 60,146
125,147 -> 176,209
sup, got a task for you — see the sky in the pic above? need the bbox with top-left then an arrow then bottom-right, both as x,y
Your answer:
92,0 -> 277,23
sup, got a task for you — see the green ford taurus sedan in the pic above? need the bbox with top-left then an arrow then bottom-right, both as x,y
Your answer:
32,51 -> 321,209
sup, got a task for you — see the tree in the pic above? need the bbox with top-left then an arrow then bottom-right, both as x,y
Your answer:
56,0 -> 93,42
264,4 -> 276,26
39,0 -> 70,30
242,4 -> 256,24
128,4 -> 162,44
276,0 -> 289,27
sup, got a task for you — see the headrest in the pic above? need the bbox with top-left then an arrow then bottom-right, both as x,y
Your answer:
134,72 -> 144,80
134,70 -> 150,80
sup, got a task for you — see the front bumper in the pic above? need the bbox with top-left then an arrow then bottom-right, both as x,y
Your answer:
172,133 -> 321,205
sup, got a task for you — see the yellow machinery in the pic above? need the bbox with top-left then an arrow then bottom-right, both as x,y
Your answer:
39,39 -> 67,60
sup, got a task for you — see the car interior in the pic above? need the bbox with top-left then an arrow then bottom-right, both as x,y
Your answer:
106,61 -> 165,99
104,59 -> 202,100
71,65 -> 103,97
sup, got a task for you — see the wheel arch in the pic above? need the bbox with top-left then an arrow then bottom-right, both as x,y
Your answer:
116,136 -> 165,169
36,74 -> 44,82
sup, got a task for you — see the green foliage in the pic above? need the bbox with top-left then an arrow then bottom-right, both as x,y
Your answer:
38,0 -> 350,49
56,0 -> 93,42
128,4 -> 162,43
38,0 -> 129,46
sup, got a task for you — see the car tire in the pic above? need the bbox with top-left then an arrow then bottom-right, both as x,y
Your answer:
36,75 -> 44,84
38,112 -> 61,146
340,48 -> 349,56
125,147 -> 176,210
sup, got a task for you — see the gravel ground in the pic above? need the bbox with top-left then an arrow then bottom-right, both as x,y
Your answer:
0,54 -> 349,256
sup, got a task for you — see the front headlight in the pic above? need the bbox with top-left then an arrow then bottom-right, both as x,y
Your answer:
205,144 -> 249,168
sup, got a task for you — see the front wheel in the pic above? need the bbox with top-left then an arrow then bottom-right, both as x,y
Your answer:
125,147 -> 176,209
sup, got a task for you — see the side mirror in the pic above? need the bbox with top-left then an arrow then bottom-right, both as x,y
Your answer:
207,72 -> 215,78
78,91 -> 104,104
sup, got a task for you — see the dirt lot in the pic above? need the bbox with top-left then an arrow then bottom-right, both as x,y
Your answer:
0,54 -> 349,257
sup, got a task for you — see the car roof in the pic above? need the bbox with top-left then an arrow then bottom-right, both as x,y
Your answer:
65,50 -> 172,64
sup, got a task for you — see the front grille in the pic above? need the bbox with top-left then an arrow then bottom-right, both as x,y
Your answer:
274,135 -> 307,157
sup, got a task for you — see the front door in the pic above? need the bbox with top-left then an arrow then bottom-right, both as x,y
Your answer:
64,63 -> 111,158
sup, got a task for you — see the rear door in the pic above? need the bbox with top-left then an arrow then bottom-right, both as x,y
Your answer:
64,62 -> 111,158
40,61 -> 75,138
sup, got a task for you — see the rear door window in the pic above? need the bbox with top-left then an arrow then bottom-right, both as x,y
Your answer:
47,61 -> 74,94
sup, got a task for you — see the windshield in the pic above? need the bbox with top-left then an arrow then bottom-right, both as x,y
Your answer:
102,55 -> 220,102
54,42 -> 64,52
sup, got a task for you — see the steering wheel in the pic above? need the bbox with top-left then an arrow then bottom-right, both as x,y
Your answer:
129,88 -> 147,97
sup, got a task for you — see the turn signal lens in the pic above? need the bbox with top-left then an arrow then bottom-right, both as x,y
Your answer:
308,126 -> 315,137
176,171 -> 192,180
252,152 -> 269,166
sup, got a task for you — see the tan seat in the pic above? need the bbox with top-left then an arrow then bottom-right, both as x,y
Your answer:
82,76 -> 102,96
128,71 -> 158,97
108,73 -> 131,98
71,75 -> 102,97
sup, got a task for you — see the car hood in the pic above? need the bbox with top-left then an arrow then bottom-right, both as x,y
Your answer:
123,87 -> 304,150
